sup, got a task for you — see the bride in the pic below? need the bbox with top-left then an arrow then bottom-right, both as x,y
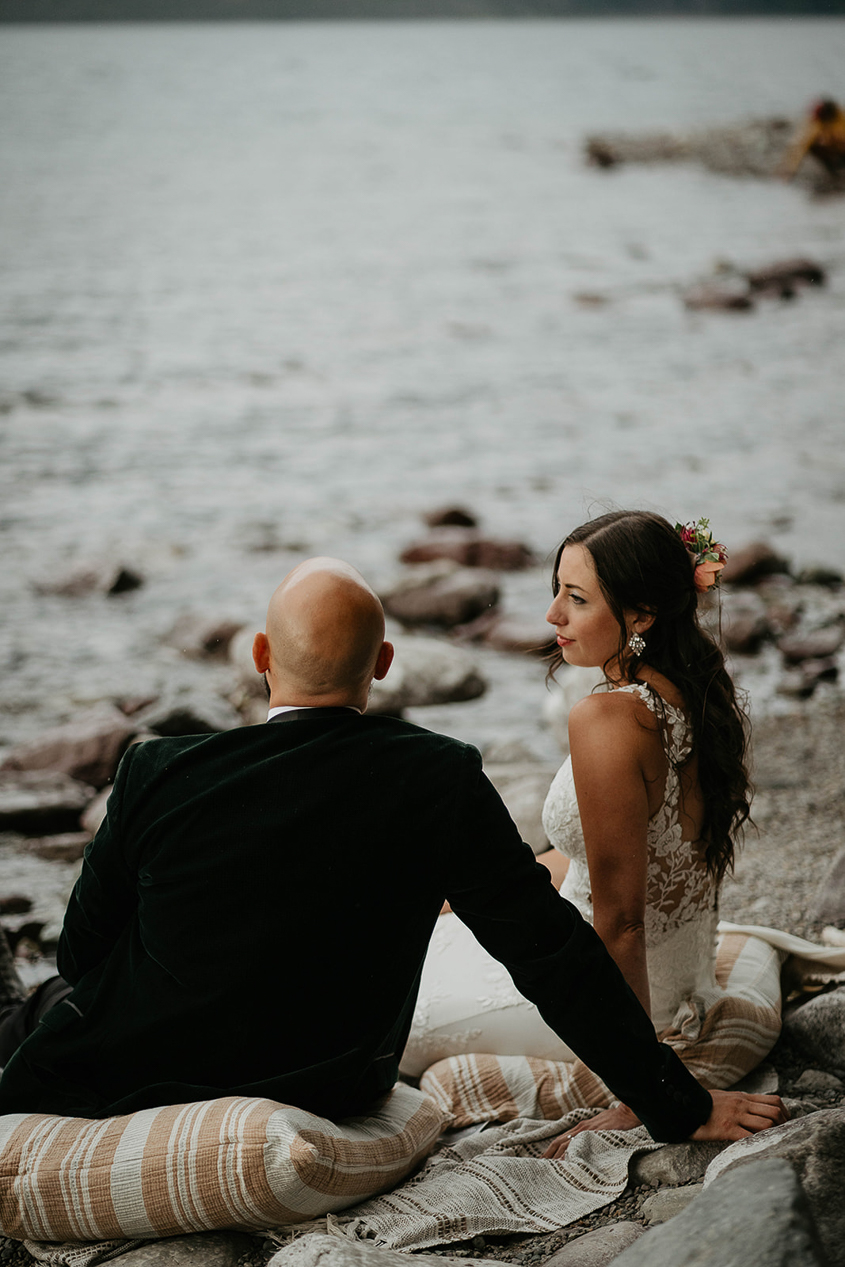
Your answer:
403,510 -> 842,1144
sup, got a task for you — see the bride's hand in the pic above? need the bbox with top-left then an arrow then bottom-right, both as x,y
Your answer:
542,1104 -> 641,1158
691,1089 -> 788,1142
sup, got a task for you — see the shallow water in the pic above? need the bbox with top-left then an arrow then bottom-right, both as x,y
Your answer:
1,19 -> 844,756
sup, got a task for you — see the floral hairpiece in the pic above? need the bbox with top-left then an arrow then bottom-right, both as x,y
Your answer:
675,517 -> 728,593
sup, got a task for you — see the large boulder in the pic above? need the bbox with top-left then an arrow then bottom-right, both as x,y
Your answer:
0,708 -> 138,789
613,1157 -> 825,1267
779,626 -> 844,663
0,770 -> 96,835
24,832 -> 90,862
399,528 -> 535,572
703,1108 -> 845,1266
369,635 -> 486,714
166,614 -> 245,659
382,564 -> 500,628
422,506 -> 477,529
782,989 -> 845,1077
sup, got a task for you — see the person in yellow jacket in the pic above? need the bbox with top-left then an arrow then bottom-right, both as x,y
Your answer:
780,98 -> 845,180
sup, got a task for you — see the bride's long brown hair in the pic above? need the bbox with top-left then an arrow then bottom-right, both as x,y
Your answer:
548,509 -> 750,882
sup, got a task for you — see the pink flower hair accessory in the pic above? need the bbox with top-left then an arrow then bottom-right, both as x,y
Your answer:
675,517 -> 728,593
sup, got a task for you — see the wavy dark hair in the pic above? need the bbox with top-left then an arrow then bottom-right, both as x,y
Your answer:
549,509 -> 750,882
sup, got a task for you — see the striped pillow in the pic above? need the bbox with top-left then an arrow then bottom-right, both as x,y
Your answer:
0,1086 -> 445,1243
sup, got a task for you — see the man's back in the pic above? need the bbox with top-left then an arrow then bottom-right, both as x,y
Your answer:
0,711 -> 537,1119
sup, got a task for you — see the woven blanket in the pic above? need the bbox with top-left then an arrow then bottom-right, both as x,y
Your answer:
330,1111 -> 661,1251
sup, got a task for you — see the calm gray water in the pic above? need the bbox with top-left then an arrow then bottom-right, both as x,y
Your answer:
1,19 -> 844,755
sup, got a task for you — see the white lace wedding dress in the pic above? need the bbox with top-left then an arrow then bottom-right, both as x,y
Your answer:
402,683 -> 842,1081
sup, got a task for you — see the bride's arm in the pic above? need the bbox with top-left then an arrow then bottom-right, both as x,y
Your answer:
568,693 -> 652,1016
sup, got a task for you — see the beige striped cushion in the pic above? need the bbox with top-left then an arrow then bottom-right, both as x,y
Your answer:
0,1087 -> 445,1243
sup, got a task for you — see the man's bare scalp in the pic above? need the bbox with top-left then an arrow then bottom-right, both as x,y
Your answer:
254,557 -> 393,710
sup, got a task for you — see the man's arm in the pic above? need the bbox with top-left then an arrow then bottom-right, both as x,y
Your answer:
57,746 -> 139,986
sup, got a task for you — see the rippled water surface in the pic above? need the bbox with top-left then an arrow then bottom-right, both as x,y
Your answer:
1,19 -> 844,754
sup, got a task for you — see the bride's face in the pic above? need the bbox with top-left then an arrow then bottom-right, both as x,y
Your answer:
545,544 -> 625,671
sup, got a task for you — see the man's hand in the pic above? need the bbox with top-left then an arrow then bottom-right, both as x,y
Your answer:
690,1089 -> 788,1142
541,1088 -> 788,1159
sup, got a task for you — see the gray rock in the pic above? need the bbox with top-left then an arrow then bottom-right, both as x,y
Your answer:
795,1069 -> 845,1092
113,1232 -> 256,1267
640,1183 -> 704,1224
167,614 -> 245,659
383,564 -> 500,628
812,845 -> 845,924
370,634 -> 486,713
782,989 -> 845,1076
0,770 -> 96,835
136,691 -> 242,736
614,1158 -> 824,1267
0,707 -> 138,789
542,1222 -> 644,1267
720,590 -> 772,654
399,528 -> 535,571
484,762 -> 558,855
704,1106 -> 845,1265
35,561 -> 144,597
730,1061 -> 779,1095
268,1235 -> 502,1267
630,1141 -> 728,1188
482,614 -> 555,656
779,626 -> 844,663
23,831 -> 90,862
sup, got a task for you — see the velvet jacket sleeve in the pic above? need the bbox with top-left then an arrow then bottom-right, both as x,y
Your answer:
443,752 -> 712,1144
57,746 -> 139,987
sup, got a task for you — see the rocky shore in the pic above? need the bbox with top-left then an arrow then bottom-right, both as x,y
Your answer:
1,514 -> 844,1267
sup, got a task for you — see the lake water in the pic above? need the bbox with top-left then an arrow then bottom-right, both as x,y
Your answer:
1,18 -> 844,758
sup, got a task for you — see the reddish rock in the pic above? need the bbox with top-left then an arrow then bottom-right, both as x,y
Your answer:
746,258 -> 826,291
24,832 -> 91,862
683,284 -> 753,312
400,528 -> 535,571
383,567 -> 500,628
422,506 -> 478,529
721,542 -> 791,586
779,627 -> 844,663
0,708 -> 138,789
0,770 -> 96,835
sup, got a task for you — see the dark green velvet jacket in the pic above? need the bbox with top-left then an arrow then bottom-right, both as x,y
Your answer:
0,710 -> 711,1141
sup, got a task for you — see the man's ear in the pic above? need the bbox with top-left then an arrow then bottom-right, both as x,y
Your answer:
373,641 -> 394,681
252,632 -> 270,674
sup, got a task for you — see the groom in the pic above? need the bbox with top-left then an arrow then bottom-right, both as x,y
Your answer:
0,558 -> 784,1145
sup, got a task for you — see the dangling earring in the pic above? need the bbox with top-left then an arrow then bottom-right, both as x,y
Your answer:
628,630 -> 646,655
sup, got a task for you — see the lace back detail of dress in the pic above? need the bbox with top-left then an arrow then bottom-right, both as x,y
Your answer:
542,681 -> 717,944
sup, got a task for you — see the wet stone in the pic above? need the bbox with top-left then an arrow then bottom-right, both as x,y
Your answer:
0,708 -> 138,790
640,1183 -> 704,1224
0,770 -> 96,835
23,831 -> 90,862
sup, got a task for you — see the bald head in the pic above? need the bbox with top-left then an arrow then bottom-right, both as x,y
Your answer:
252,558 -> 393,711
